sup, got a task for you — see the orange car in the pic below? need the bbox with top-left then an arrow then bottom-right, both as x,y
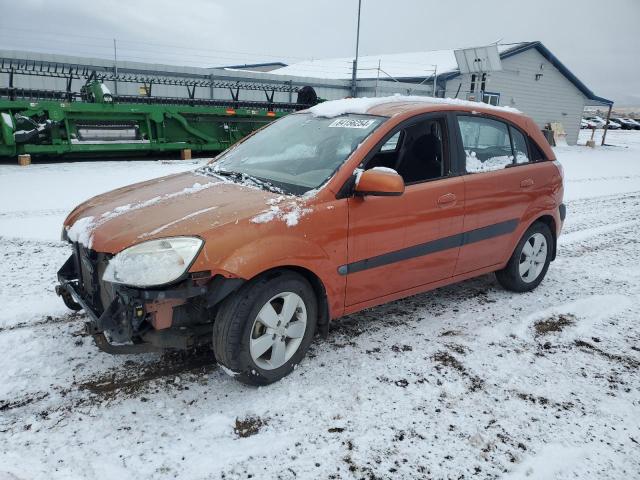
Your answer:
57,98 -> 565,385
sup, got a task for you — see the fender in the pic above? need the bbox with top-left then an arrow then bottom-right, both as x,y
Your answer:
507,195 -> 562,263
215,234 -> 345,319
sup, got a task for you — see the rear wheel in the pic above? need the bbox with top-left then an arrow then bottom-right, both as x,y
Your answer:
496,222 -> 553,292
213,271 -> 317,385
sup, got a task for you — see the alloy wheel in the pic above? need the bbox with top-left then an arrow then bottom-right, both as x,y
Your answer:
249,292 -> 308,370
519,232 -> 548,283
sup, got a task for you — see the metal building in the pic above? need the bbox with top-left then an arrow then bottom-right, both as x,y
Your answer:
0,49 -> 433,107
272,41 -> 613,145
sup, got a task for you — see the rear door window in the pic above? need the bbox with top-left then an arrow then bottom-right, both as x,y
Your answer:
510,127 -> 530,164
457,116 -> 513,172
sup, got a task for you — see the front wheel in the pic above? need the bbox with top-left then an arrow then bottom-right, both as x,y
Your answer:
213,271 -> 317,386
495,222 -> 553,292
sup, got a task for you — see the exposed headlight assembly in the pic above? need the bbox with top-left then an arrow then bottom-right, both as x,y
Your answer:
103,237 -> 203,288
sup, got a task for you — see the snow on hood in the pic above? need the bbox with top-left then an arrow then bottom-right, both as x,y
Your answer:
308,94 -> 520,118
63,171 -> 318,252
66,180 -> 223,248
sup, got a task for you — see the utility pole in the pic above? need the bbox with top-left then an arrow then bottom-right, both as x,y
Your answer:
113,38 -> 118,96
350,0 -> 362,98
601,103 -> 613,146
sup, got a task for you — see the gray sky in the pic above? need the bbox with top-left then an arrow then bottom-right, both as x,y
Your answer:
1,0 -> 638,105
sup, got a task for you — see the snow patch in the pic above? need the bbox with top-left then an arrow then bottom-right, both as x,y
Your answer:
67,181 -> 222,247
309,94 -> 520,118
250,205 -> 280,224
251,202 -> 312,227
506,444 -> 588,479
509,294 -> 634,341
371,166 -> 398,174
65,216 -> 95,248
219,364 -> 239,377
266,195 -> 286,206
465,152 -> 513,172
558,219 -> 639,245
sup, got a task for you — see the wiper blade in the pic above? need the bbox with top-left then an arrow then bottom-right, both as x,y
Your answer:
208,168 -> 283,194
215,169 -> 244,180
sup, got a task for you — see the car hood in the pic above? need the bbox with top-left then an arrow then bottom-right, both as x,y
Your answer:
64,171 -> 286,253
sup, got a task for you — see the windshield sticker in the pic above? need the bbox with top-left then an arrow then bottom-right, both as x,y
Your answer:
328,118 -> 376,129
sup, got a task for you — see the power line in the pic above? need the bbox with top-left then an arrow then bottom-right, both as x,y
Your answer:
0,26 -> 313,63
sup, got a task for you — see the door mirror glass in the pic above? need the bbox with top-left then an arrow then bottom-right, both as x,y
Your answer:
355,168 -> 404,197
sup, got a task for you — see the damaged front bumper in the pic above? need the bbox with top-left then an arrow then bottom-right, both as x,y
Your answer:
56,247 -> 243,354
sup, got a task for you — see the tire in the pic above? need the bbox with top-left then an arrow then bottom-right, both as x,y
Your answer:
213,271 -> 317,386
495,221 -> 553,293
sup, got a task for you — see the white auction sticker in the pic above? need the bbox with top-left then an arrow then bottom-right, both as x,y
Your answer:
328,118 -> 376,129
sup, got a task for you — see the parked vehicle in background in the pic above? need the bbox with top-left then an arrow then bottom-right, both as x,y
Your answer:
613,117 -> 640,130
585,116 -> 621,129
581,118 -> 597,129
584,116 -> 605,128
56,97 -> 565,385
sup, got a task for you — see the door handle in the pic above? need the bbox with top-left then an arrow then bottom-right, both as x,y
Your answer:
437,193 -> 456,207
520,178 -> 534,188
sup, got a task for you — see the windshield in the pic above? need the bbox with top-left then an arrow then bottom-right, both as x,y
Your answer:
198,113 -> 384,194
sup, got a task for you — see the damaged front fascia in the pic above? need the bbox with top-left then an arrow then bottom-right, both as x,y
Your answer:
58,251 -> 246,353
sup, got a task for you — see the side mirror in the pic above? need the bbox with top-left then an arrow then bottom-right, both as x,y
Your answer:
355,168 -> 405,197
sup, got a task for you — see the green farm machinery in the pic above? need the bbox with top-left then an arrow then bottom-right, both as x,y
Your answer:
0,58 -> 319,160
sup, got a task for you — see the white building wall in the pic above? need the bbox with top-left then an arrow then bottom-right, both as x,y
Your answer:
443,48 -> 588,145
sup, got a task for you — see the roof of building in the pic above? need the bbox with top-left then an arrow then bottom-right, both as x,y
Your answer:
271,41 -> 612,105
269,46 -> 502,80
492,42 -> 612,105
220,61 -> 288,71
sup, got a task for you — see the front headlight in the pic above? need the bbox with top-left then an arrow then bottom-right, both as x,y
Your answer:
103,237 -> 203,288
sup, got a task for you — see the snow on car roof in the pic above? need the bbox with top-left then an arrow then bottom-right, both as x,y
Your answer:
308,94 -> 520,118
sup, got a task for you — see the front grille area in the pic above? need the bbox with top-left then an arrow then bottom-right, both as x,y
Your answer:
73,243 -> 112,315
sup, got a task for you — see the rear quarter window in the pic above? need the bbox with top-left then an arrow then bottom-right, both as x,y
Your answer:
529,138 -> 548,161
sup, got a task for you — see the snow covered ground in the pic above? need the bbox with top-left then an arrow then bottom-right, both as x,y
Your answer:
1,130 -> 639,479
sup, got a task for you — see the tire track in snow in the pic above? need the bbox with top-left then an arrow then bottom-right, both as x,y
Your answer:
561,191 -> 640,235
559,219 -> 640,246
0,312 -> 86,333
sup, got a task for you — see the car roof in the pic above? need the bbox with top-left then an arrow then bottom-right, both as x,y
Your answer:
308,97 -> 526,124
357,100 -> 533,134
305,97 -> 555,159
361,100 -> 514,118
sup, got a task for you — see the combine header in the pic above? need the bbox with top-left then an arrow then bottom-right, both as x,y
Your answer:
0,58 -> 319,160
